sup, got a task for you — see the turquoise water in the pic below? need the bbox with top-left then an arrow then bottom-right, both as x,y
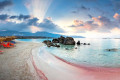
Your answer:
18,38 -> 120,68
17,39 -> 52,42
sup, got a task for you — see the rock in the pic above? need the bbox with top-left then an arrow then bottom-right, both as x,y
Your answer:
43,40 -> 54,47
65,48 -> 69,50
88,43 -> 90,45
47,45 -> 51,47
46,41 -> 53,46
63,37 -> 75,45
58,36 -> 65,44
83,43 -> 86,45
77,41 -> 80,45
106,48 -> 118,52
43,40 -> 51,44
52,38 -> 59,43
54,44 -> 60,48
75,47 -> 77,49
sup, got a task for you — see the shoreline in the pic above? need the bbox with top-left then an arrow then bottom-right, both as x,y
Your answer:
32,46 -> 120,80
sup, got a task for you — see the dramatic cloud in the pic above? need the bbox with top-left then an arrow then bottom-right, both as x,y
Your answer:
0,14 -> 31,21
0,14 -> 8,20
113,13 -> 120,22
28,18 -> 39,25
92,16 -> 118,30
10,14 -> 31,20
0,22 -> 30,32
38,18 -> 64,33
0,0 -> 13,10
69,13 -> 120,33
70,20 -> 98,32
18,14 -> 31,20
88,14 -> 92,18
0,14 -> 64,33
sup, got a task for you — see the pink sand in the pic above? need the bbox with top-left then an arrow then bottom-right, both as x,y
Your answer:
31,48 -> 120,80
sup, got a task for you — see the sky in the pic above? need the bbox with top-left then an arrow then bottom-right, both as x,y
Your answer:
0,0 -> 120,38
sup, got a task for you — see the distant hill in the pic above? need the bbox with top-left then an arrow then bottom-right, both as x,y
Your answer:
0,30 -> 85,38
69,36 -> 85,38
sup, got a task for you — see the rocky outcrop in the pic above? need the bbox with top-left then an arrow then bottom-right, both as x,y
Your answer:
52,38 -> 59,43
88,43 -> 90,45
83,43 -> 86,45
43,40 -> 54,46
77,41 -> 80,45
43,36 -> 90,48
43,40 -> 51,44
63,37 -> 75,45
58,36 -> 65,44
54,44 -> 60,47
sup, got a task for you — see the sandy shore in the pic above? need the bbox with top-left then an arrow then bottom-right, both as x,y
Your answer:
0,41 -> 43,80
32,46 -> 120,80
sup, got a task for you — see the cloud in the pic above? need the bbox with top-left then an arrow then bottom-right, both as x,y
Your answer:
92,16 -> 117,29
18,14 -> 31,20
70,20 -> 84,27
69,19 -> 98,33
88,14 -> 92,18
10,14 -> 31,20
27,18 -> 39,25
38,18 -> 64,33
81,5 -> 90,10
9,15 -> 17,19
113,13 -> 120,21
0,14 -> 8,20
0,0 -> 13,10
0,14 -> 31,21
0,21 -> 30,32
69,14 -> 120,33
72,5 -> 90,14
0,15 -> 64,33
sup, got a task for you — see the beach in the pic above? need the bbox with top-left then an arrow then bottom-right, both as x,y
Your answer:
1,40 -> 120,80
32,46 -> 120,80
0,41 -> 43,80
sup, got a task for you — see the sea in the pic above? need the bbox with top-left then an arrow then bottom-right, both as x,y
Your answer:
17,38 -> 120,68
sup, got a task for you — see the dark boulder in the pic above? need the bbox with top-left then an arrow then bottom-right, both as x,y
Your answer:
47,45 -> 51,47
83,43 -> 86,45
52,38 -> 59,43
43,40 -> 54,47
58,36 -> 65,44
43,40 -> 51,44
77,41 -> 80,45
54,44 -> 60,48
88,43 -> 90,45
63,37 -> 75,45
75,47 -> 77,49
65,48 -> 69,50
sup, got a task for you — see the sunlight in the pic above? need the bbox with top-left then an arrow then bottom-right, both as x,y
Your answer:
30,26 -> 42,33
25,0 -> 53,23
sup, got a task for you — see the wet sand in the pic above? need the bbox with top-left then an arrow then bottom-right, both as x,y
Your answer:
0,41 -> 43,80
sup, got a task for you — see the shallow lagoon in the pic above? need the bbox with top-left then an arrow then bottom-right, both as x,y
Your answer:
18,38 -> 120,68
